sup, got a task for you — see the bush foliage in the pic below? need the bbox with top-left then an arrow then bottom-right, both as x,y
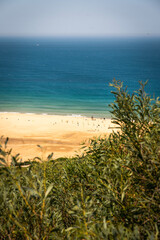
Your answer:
0,80 -> 159,239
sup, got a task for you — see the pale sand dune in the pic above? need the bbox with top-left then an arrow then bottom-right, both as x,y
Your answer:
0,112 -> 117,160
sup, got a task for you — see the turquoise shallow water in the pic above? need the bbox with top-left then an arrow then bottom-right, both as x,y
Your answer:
0,37 -> 160,118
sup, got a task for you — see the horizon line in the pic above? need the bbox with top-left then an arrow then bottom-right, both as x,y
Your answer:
0,34 -> 160,39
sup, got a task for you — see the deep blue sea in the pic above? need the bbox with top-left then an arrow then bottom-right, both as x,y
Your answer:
0,37 -> 160,118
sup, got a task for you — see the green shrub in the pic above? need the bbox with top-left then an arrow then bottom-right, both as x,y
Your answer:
0,80 -> 159,239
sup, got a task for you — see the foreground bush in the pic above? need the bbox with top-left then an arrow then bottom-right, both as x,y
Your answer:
0,81 -> 159,239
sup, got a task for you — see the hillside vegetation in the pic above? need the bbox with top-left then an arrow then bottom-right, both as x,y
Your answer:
0,80 -> 159,239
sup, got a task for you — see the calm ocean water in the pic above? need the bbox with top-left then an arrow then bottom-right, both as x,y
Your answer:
0,37 -> 160,118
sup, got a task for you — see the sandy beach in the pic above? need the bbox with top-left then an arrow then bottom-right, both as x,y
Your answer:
0,112 -> 116,160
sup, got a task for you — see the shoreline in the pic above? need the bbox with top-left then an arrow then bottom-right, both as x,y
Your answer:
0,112 -> 116,161
0,111 -> 112,119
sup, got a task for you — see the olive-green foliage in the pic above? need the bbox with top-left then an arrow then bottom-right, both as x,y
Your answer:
0,81 -> 159,239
